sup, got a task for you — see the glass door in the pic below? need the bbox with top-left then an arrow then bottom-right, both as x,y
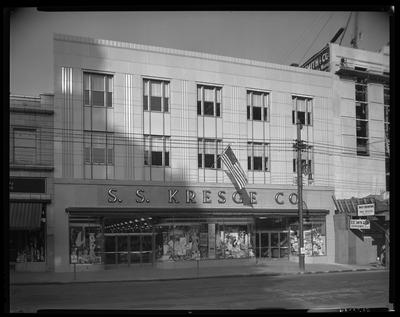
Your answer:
256,231 -> 289,260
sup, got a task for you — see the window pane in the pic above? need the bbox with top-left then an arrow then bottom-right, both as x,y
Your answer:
204,87 -> 214,102
357,138 -> 368,155
204,154 -> 215,168
165,152 -> 170,167
163,98 -> 169,112
292,111 -> 295,124
91,74 -> 104,91
106,92 -> 112,108
265,157 -> 269,171
14,129 -> 36,148
14,148 -> 36,164
92,91 -> 104,107
143,95 -> 148,110
253,107 -> 262,120
83,73 -> 90,90
84,133 -> 91,164
297,111 -> 305,125
247,106 -> 251,120
93,148 -> 106,164
204,101 -> 214,115
216,103 -> 220,117
247,156 -> 251,170
151,81 -> 162,97
84,90 -> 90,105
253,93 -> 262,107
264,107 -> 268,121
198,154 -> 202,168
151,151 -> 163,166
197,101 -> 202,115
107,134 -> 114,165
356,120 -> 368,137
150,96 -> 162,111
106,76 -> 113,92
253,157 -> 262,170
356,102 -> 368,119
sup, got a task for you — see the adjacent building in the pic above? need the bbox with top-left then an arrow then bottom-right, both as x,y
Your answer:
9,94 -> 54,271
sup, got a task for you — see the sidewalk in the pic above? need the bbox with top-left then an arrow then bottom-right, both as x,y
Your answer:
10,261 -> 386,285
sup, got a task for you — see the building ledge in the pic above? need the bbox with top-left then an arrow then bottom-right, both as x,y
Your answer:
10,193 -> 51,203
10,107 -> 54,115
335,66 -> 389,84
10,164 -> 54,172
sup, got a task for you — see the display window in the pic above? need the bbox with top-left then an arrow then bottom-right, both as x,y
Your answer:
216,224 -> 255,259
10,229 -> 46,263
156,225 -> 201,261
289,216 -> 326,256
69,218 -> 104,264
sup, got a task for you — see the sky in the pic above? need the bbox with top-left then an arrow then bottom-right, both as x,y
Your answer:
9,8 -> 391,96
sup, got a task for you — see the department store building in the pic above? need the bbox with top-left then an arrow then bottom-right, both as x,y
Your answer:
48,34 -> 387,272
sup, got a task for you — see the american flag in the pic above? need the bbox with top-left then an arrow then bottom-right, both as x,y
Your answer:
220,145 -> 248,189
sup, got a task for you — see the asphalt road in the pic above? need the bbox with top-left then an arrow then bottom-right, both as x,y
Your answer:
9,271 -> 389,312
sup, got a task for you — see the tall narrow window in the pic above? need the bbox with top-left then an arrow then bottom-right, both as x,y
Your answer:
293,147 -> 313,175
143,79 -> 170,112
198,138 -> 222,169
247,142 -> 270,171
247,91 -> 269,121
292,96 -> 312,126
83,73 -> 113,107
355,79 -> 369,156
197,85 -> 222,117
144,135 -> 170,167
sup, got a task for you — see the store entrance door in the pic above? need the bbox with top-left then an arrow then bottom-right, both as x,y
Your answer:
104,233 -> 154,266
255,231 -> 289,260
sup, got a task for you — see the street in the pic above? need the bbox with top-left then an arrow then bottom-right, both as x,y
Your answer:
9,271 -> 389,312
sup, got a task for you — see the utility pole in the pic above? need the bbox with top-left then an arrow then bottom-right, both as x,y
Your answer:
295,120 -> 305,272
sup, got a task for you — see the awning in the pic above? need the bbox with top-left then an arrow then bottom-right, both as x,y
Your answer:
10,202 -> 42,230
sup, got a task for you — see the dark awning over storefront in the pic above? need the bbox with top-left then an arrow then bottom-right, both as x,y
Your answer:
10,202 -> 42,230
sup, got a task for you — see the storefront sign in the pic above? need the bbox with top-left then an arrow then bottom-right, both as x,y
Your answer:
350,219 -> 370,230
301,46 -> 330,71
107,188 -> 299,207
9,177 -> 46,193
357,203 -> 375,216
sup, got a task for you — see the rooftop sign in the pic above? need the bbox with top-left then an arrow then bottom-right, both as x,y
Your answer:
301,45 -> 330,72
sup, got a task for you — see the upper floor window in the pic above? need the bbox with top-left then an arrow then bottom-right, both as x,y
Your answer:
143,79 -> 170,112
247,91 -> 269,121
84,132 -> 114,165
144,135 -> 170,167
292,96 -> 313,126
84,73 -> 113,107
355,79 -> 369,156
12,127 -> 37,164
247,142 -> 270,171
198,138 -> 222,169
293,147 -> 313,176
197,85 -> 221,117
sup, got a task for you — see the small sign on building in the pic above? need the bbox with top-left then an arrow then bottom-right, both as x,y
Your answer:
357,203 -> 375,216
350,219 -> 370,230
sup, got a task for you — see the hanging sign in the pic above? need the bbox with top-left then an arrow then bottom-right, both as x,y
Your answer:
350,219 -> 370,230
301,45 -> 330,71
357,203 -> 375,216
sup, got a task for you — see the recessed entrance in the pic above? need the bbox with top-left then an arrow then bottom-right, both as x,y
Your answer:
104,233 -> 154,266
255,231 -> 289,260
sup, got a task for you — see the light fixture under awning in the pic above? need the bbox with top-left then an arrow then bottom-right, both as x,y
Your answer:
10,202 -> 42,230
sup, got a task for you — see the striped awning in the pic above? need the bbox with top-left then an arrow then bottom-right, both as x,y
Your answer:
10,202 -> 42,230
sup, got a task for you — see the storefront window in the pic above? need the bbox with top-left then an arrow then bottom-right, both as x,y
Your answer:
156,225 -> 201,261
69,218 -> 104,264
11,228 -> 46,263
216,224 -> 254,259
289,216 -> 326,256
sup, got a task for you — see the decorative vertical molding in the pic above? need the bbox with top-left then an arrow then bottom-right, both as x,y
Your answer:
125,74 -> 135,180
61,67 -> 73,177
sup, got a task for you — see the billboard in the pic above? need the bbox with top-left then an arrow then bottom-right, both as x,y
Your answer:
357,203 -> 375,216
350,219 -> 370,230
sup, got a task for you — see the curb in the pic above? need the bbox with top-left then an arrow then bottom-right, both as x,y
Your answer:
10,267 -> 386,286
